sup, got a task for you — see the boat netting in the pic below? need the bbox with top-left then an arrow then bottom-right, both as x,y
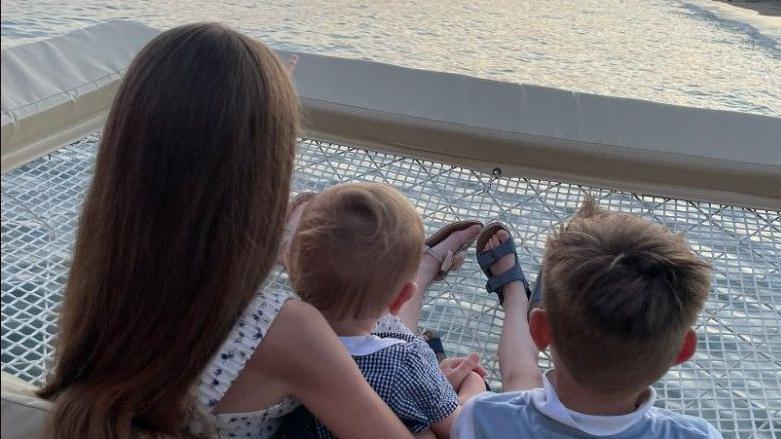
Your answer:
2,134 -> 779,438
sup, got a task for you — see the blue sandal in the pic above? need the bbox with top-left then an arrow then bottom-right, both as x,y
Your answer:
475,223 -> 532,306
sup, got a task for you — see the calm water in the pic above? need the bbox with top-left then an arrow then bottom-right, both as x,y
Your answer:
2,0 -> 780,116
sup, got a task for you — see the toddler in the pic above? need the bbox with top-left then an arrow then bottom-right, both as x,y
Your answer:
283,182 -> 485,438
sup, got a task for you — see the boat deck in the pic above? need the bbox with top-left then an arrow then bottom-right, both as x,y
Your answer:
2,134 -> 779,438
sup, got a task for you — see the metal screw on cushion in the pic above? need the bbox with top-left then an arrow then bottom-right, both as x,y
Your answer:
484,167 -> 503,192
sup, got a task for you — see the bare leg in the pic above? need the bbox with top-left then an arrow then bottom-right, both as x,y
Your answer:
483,230 -> 543,391
398,225 -> 482,332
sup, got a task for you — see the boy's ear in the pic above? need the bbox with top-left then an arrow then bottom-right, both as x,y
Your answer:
389,282 -> 416,315
529,308 -> 552,351
673,328 -> 697,365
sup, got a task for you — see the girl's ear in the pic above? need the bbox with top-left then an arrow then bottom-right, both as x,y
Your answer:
389,282 -> 416,315
529,308 -> 552,351
673,328 -> 697,365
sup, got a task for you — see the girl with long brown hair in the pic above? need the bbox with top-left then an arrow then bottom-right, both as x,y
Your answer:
37,23 -> 415,438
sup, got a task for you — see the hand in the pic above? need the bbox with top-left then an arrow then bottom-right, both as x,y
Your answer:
286,54 -> 298,77
440,353 -> 485,390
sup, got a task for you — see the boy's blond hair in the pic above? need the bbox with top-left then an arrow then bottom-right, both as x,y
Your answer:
288,183 -> 424,319
542,196 -> 711,394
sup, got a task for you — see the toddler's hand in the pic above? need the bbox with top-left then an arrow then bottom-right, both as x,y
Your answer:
440,353 -> 485,390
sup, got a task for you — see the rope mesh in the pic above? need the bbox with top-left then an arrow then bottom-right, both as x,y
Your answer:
2,134 -> 779,438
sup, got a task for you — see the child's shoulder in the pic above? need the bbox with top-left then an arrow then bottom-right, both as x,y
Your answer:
361,332 -> 460,433
364,332 -> 440,374
462,389 -> 538,414
644,407 -> 722,438
359,332 -> 454,400
371,332 -> 431,356
455,392 -> 722,439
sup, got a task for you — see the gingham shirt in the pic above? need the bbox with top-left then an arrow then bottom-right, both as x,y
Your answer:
281,329 -> 459,437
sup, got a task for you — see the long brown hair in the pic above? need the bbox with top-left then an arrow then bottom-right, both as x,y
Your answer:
37,23 -> 299,437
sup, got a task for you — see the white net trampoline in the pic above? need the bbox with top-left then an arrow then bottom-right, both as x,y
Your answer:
2,134 -> 779,438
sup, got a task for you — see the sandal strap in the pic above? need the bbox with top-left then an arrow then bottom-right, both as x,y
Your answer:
476,236 -> 516,273
476,234 -> 532,304
424,247 -> 459,282
485,261 -> 531,297
425,220 -> 483,248
424,247 -> 444,264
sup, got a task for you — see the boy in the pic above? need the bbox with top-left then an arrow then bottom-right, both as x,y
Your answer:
454,197 -> 721,438
284,182 -> 486,438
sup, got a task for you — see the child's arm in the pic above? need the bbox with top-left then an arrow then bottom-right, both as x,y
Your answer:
430,407 -> 460,439
458,371 -> 487,405
392,344 -> 474,439
428,372 -> 485,438
499,282 -> 543,391
252,301 -> 412,439
413,430 -> 437,439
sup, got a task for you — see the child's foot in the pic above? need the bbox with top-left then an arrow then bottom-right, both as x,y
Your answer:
483,230 -> 515,279
475,223 -> 532,307
481,230 -> 528,306
418,223 -> 482,287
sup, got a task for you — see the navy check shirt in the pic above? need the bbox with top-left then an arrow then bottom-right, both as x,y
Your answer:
280,332 -> 459,437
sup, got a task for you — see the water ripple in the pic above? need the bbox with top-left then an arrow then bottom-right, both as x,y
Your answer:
1,0 -> 779,116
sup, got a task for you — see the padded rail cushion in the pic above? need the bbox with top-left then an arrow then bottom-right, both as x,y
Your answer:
2,21 -> 779,208
0,20 -> 159,173
1,372 -> 49,438
284,51 -> 781,209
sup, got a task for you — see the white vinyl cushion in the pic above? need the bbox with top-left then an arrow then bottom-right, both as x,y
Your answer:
1,21 -> 779,207
0,20 -> 160,173
1,372 -> 50,439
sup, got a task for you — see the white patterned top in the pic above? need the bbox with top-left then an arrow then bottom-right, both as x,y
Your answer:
195,289 -> 298,438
